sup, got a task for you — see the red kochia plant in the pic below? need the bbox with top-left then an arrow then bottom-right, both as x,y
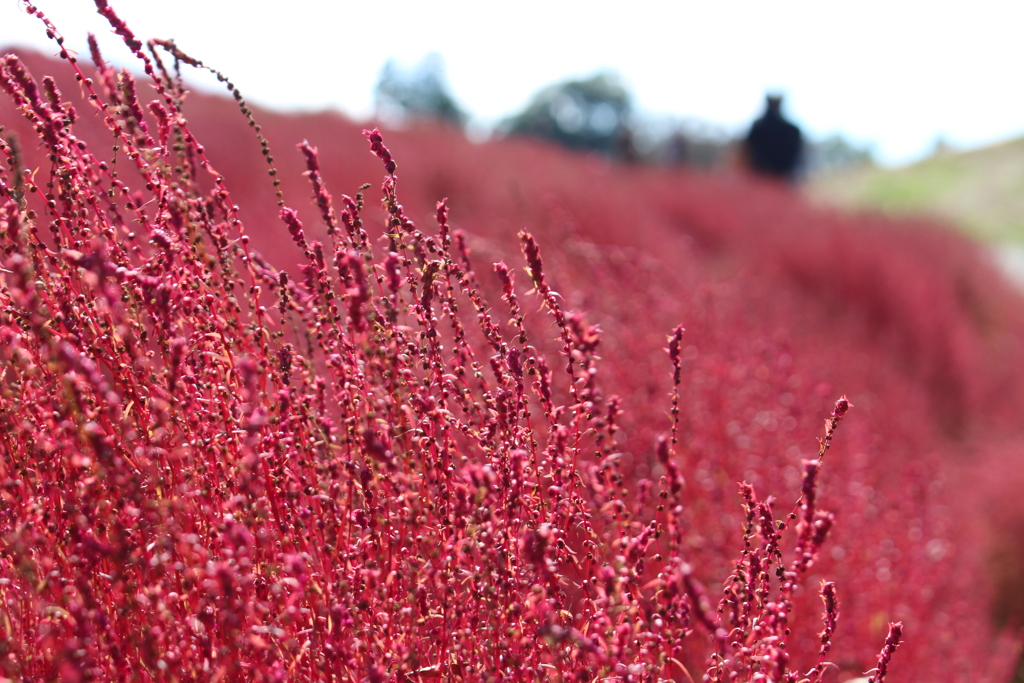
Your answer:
2,2 -> 1006,681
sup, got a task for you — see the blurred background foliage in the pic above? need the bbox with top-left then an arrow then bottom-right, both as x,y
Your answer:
374,56 -> 1024,281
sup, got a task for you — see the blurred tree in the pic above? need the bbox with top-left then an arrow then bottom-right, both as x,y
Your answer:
502,72 -> 633,158
629,116 -> 732,169
374,53 -> 467,129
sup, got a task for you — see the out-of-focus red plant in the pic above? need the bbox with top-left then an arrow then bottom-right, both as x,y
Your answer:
1,2 -> 1022,682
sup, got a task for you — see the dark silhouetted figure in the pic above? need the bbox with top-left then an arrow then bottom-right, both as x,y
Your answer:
743,94 -> 804,181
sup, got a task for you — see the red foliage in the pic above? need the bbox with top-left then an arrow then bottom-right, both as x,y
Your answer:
1,3 -> 1023,681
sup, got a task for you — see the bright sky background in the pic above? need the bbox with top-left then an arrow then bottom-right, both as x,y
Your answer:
2,0 -> 1023,166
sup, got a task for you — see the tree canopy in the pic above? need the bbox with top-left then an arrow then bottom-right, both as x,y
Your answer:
502,72 -> 633,158
374,53 -> 467,129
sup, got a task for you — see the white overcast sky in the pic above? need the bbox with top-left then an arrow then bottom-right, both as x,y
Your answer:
2,0 -> 1022,165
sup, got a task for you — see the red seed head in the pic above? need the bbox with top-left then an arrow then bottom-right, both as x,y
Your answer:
363,127 -> 396,174
833,395 -> 852,418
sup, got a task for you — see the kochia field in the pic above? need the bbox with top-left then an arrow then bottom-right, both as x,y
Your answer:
1,3 -> 1023,681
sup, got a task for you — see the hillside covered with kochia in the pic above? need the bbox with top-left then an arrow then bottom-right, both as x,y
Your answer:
2,6 -> 1024,680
